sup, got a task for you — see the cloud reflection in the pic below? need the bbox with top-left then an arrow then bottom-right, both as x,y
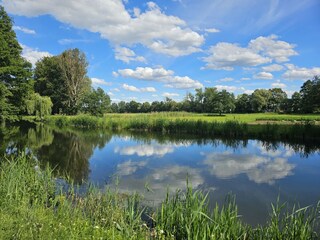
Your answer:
203,152 -> 295,184
114,144 -> 174,157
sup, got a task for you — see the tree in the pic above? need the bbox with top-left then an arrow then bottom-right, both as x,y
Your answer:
0,6 -> 33,116
0,82 -> 15,121
26,93 -> 53,119
268,88 -> 287,112
81,87 -> 111,116
251,89 -> 271,112
235,94 -> 251,113
58,48 -> 91,115
203,87 -> 219,113
217,90 -> 235,114
34,56 -> 67,114
300,76 -> 320,113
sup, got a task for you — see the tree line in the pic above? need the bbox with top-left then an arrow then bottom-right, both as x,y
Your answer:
1,6 -> 319,121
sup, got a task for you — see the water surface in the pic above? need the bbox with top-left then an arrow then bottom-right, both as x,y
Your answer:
1,123 -> 320,225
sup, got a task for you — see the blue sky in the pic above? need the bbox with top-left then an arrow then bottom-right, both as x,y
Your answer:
2,0 -> 320,102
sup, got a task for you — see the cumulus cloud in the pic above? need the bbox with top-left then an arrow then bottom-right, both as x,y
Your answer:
282,64 -> 320,80
203,35 -> 297,71
162,92 -> 179,98
3,0 -> 204,57
214,85 -> 245,92
203,42 -> 271,71
117,67 -> 203,89
122,83 -> 156,92
114,46 -> 146,63
262,64 -> 284,72
205,28 -> 220,33
20,44 -> 52,66
91,77 -> 112,86
249,35 -> 298,63
271,80 -> 286,89
217,77 -> 234,82
254,71 -> 273,79
13,25 -> 36,34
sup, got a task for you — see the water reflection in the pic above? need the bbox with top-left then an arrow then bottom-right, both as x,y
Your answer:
1,123 -> 320,224
202,152 -> 295,184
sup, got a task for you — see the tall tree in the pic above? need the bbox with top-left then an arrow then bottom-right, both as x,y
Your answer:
0,6 -> 33,117
34,56 -> 67,114
251,89 -> 271,112
300,76 -> 320,113
59,48 -> 91,115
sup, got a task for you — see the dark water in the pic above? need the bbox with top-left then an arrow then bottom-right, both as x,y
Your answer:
1,123 -> 320,225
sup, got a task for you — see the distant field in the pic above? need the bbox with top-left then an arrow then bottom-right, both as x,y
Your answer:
104,112 -> 320,124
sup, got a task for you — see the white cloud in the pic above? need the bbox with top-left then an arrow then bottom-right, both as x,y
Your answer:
113,88 -> 120,92
254,71 -> 273,79
203,42 -> 271,70
114,46 -> 146,63
3,0 -> 204,57
282,64 -> 320,80
91,77 -> 112,86
107,91 -> 114,96
162,92 -> 179,98
262,64 -> 284,72
58,38 -> 91,45
116,160 -> 147,176
122,83 -> 140,92
249,35 -> 298,63
241,77 -> 251,81
205,28 -> 220,33
203,35 -> 297,71
141,87 -> 156,92
217,77 -> 233,82
271,80 -> 286,89
13,26 -> 36,34
122,83 -> 156,92
20,44 -> 52,66
244,90 -> 254,94
117,67 -> 203,89
214,85 -> 244,92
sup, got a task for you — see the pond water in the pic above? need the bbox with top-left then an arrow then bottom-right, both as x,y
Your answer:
1,123 -> 320,225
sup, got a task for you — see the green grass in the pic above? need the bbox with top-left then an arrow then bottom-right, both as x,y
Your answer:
36,113 -> 320,141
1,153 -> 320,239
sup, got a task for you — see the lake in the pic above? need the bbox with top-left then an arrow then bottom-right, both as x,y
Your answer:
1,122 -> 320,225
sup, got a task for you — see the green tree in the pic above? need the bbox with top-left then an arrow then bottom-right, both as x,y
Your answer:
0,6 -> 33,116
26,93 -> 53,119
300,76 -> 320,113
81,87 -> 111,116
34,56 -> 67,114
235,94 -> 251,113
203,87 -> 219,113
251,89 -> 271,112
217,90 -> 235,114
0,82 -> 15,121
59,48 -> 91,115
268,88 -> 287,112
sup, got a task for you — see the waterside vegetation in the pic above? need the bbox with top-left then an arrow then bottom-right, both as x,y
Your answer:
35,113 -> 320,142
0,153 -> 319,239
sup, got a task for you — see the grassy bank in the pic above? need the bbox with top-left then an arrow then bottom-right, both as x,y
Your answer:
1,153 -> 319,239
37,113 -> 320,141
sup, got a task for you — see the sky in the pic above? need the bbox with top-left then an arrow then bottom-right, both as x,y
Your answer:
2,0 -> 320,102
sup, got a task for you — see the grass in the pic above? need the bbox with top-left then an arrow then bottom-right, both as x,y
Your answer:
35,113 -> 320,141
1,153 -> 320,239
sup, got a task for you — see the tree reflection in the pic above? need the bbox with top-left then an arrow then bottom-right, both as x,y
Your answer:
35,129 -> 112,184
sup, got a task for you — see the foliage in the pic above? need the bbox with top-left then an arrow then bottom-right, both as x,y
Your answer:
58,48 -> 91,115
26,93 -> 53,119
81,87 -> 111,116
300,76 -> 320,113
0,6 -> 33,116
34,56 -> 67,114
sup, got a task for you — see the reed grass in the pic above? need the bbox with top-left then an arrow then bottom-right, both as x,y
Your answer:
41,114 -> 320,141
1,153 -> 319,239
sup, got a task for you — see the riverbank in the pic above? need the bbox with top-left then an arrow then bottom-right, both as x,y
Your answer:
24,113 -> 320,141
0,153 -> 319,239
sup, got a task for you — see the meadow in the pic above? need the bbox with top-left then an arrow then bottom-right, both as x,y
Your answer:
0,153 -> 319,239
